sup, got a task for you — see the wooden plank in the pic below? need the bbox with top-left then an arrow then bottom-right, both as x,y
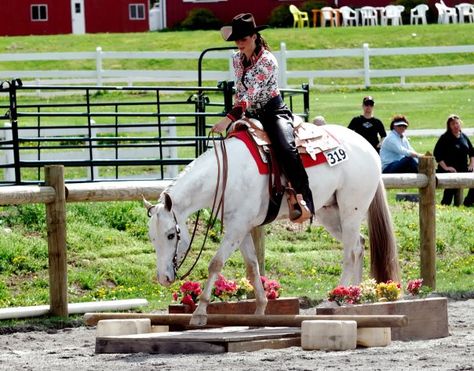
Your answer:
95,327 -> 301,354
84,313 -> 407,328
226,337 -> 300,352
96,338 -> 226,354
316,297 -> 448,341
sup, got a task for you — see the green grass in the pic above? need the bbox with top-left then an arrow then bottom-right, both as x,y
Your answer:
0,25 -> 473,322
0,198 -> 473,312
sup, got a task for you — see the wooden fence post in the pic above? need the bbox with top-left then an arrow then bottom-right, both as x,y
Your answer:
45,165 -> 68,317
251,227 -> 265,276
418,156 -> 436,289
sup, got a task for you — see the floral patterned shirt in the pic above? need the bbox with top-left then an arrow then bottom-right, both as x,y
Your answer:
226,48 -> 280,121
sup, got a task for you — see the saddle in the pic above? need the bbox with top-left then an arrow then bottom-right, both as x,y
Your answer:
232,117 -> 339,161
229,117 -> 340,224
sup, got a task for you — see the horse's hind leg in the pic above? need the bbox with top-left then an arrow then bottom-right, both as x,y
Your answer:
239,233 -> 267,315
316,205 -> 365,286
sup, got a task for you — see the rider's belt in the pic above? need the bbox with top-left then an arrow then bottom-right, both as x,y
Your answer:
248,95 -> 284,117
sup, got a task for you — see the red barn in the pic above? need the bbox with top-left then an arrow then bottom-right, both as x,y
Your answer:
0,0 -> 149,36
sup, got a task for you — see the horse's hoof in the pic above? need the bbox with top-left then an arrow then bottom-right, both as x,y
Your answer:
189,314 -> 208,326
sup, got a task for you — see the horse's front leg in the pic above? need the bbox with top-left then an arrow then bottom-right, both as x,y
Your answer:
239,233 -> 267,315
189,235 -> 241,326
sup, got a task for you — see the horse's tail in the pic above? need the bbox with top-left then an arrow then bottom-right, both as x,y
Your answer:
367,179 -> 401,283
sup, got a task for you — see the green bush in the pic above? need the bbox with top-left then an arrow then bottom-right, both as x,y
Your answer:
179,8 -> 223,30
268,5 -> 293,28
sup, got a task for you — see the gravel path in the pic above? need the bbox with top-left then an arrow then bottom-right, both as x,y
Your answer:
0,299 -> 473,371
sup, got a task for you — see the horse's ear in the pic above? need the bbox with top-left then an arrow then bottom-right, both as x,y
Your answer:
143,196 -> 155,217
163,192 -> 173,212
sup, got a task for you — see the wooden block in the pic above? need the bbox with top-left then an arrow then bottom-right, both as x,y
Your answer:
95,326 -> 301,354
316,297 -> 448,341
96,319 -> 151,337
357,327 -> 391,347
301,320 -> 357,351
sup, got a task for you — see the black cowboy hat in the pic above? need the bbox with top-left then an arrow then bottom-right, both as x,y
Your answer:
220,13 -> 268,41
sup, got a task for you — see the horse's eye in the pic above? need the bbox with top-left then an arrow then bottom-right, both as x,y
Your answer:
167,233 -> 175,240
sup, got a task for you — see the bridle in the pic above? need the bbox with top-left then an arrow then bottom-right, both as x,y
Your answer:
146,131 -> 228,280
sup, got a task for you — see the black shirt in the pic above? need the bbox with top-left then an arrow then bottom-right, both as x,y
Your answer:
434,131 -> 474,172
348,115 -> 386,152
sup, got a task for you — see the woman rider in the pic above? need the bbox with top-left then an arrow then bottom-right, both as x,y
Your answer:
211,13 -> 314,223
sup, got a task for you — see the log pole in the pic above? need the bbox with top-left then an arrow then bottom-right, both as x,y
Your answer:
45,165 -> 68,317
83,313 -> 407,328
418,156 -> 436,290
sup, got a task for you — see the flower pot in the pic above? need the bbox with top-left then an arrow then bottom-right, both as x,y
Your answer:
316,297 -> 448,341
169,297 -> 300,315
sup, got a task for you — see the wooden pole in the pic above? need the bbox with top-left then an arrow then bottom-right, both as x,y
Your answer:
84,312 -> 408,328
251,226 -> 265,275
45,165 -> 68,317
418,156 -> 436,289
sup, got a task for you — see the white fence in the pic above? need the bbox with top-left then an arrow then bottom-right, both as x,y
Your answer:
0,118 -> 178,182
1,43 -> 473,88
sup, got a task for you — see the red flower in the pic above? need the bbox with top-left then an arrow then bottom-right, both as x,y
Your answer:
406,278 -> 423,295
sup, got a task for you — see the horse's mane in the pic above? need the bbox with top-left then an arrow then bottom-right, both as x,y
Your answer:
159,147 -> 215,202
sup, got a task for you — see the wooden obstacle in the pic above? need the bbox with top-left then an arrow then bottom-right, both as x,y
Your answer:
84,313 -> 407,328
96,326 -> 302,354
316,297 -> 449,341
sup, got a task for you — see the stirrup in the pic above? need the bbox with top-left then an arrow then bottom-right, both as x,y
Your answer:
287,192 -> 311,224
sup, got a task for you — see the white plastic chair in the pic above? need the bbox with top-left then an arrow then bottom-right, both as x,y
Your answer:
381,5 -> 404,26
359,6 -> 378,26
339,6 -> 358,26
410,4 -> 429,25
436,1 -> 458,24
321,7 -> 337,27
455,3 -> 474,23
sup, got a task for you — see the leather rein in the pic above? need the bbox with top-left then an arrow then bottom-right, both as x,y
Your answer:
151,132 -> 229,281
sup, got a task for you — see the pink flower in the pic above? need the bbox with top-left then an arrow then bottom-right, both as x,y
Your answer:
406,278 -> 424,296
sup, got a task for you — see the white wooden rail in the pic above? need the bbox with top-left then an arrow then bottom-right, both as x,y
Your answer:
1,44 -> 473,88
1,159 -> 473,317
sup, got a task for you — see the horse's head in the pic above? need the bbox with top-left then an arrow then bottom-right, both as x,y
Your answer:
144,193 -> 190,286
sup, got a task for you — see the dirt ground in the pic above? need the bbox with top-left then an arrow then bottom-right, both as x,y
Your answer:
0,298 -> 472,371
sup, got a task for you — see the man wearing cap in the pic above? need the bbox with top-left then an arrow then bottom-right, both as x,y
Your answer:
348,96 -> 386,153
211,13 -> 314,223
380,114 -> 422,173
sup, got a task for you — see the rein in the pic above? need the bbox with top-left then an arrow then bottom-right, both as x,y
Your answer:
172,131 -> 228,280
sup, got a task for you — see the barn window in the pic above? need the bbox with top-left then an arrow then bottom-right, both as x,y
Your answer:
31,4 -> 48,21
129,4 -> 145,20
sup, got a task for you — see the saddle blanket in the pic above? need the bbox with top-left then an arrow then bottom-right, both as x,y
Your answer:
229,130 -> 327,175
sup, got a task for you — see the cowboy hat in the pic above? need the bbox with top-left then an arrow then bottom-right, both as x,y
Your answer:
220,13 -> 268,41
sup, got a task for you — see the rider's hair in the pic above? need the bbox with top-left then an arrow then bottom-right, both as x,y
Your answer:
256,33 -> 270,51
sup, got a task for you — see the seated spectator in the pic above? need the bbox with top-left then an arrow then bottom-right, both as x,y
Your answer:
380,114 -> 422,173
434,114 -> 474,207
348,96 -> 386,153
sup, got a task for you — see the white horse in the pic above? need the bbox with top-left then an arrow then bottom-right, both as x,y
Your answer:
144,123 -> 400,326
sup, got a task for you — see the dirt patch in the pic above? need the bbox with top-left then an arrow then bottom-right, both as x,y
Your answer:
0,299 -> 473,371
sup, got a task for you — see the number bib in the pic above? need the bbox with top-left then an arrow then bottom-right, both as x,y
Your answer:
324,146 -> 348,167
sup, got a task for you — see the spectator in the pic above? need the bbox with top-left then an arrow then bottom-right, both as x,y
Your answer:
380,114 -> 422,173
433,114 -> 474,207
348,96 -> 386,153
